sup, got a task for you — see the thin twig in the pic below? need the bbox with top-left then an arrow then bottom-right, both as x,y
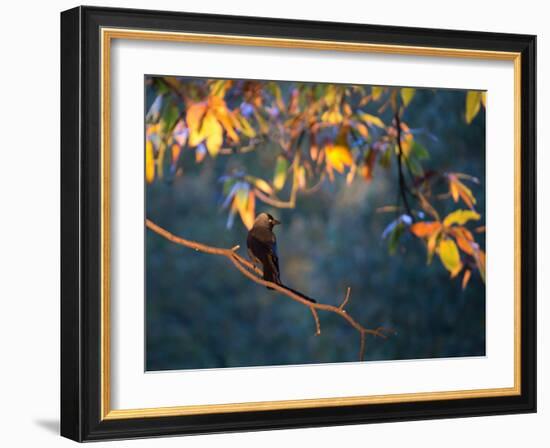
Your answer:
309,307 -> 321,336
145,219 -> 388,360
394,112 -> 415,222
339,287 -> 352,310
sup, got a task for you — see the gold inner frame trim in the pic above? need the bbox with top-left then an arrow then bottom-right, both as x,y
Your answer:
100,27 -> 522,421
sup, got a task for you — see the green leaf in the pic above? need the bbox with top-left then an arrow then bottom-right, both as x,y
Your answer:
379,147 -> 392,169
443,209 -> 481,227
400,88 -> 416,107
411,141 -> 430,160
406,155 -> 424,177
273,156 -> 289,190
388,222 -> 405,255
465,91 -> 482,124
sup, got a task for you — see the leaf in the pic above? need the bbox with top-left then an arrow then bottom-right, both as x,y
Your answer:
186,102 -> 207,135
410,221 -> 442,237
237,113 -> 256,138
360,113 -> 385,128
145,140 -> 155,184
325,143 -> 353,173
462,269 -> 472,290
202,111 -> 223,156
450,226 -> 477,256
273,156 -> 289,190
438,238 -> 462,277
474,249 -> 486,283
448,174 -> 477,209
238,190 -> 256,230
246,176 -> 273,195
388,222 -> 405,255
406,155 -> 424,177
170,143 -> 181,166
465,91 -> 482,124
322,107 -> 344,124
443,209 -> 481,227
410,141 -> 430,160
371,86 -> 384,101
400,88 -> 416,107
354,122 -> 369,138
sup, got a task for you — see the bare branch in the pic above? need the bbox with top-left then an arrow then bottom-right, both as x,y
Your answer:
145,219 -> 388,360
339,287 -> 352,310
309,306 -> 321,336
359,331 -> 367,361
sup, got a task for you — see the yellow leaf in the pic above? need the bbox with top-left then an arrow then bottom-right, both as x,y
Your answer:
322,107 -> 343,124
145,140 -> 155,184
400,88 -> 416,107
410,221 -> 442,237
438,238 -> 462,276
239,190 -> 255,230
201,111 -> 223,156
371,86 -> 384,101
237,114 -> 256,138
360,113 -> 385,128
273,156 -> 289,190
443,209 -> 481,227
325,143 -> 353,173
251,178 -> 273,195
465,91 -> 482,124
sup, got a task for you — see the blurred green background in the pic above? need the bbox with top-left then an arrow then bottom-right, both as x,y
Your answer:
145,80 -> 486,371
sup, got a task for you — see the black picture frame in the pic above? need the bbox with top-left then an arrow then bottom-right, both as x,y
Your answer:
61,5 -> 536,442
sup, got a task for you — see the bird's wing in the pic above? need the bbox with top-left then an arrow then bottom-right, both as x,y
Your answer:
247,230 -> 281,283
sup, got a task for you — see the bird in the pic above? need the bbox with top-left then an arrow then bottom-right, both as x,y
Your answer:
247,213 -> 316,303
247,213 -> 282,287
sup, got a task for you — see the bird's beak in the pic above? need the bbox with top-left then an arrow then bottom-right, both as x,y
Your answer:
272,218 -> 281,226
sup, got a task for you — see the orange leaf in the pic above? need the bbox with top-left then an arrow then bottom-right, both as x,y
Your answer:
186,102 -> 207,134
462,269 -> 472,290
171,143 -> 181,166
410,221 -> 442,237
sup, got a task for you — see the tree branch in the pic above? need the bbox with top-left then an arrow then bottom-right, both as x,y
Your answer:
394,111 -> 415,222
145,218 -> 388,361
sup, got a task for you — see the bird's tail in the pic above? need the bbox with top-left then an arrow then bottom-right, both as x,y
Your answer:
278,284 -> 317,304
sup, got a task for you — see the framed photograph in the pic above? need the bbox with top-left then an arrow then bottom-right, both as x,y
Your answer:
60,6 -> 536,442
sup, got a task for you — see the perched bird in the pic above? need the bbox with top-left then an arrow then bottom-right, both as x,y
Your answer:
247,213 -> 316,303
247,213 -> 281,287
